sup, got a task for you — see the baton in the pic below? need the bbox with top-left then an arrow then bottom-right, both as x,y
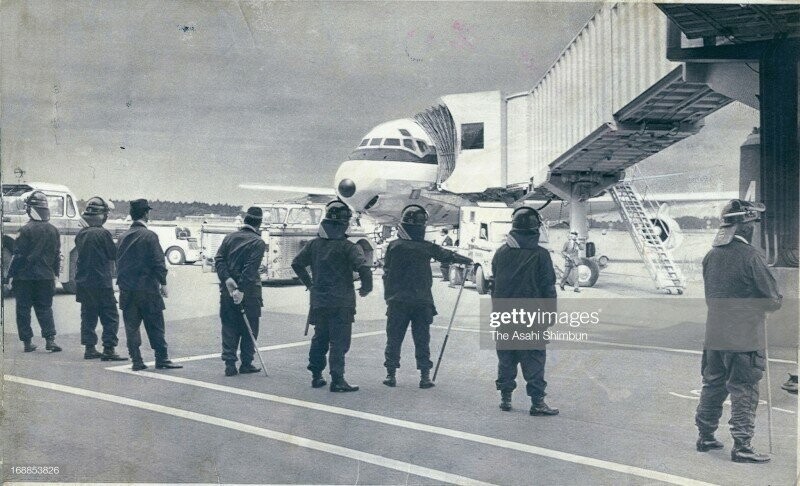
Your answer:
764,317 -> 773,454
304,314 -> 310,336
432,272 -> 467,382
239,304 -> 268,377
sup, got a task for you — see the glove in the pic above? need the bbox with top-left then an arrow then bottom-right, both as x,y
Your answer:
231,289 -> 244,305
358,287 -> 370,297
160,283 -> 168,298
225,278 -> 238,295
4,277 -> 12,293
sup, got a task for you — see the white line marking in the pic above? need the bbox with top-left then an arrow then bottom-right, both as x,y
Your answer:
667,391 -> 794,414
4,374 -> 495,486
431,326 -> 798,365
105,330 -> 385,370
106,368 -> 718,486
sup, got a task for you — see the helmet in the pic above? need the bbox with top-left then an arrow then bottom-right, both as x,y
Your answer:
720,199 -> 765,227
82,197 -> 114,217
24,191 -> 50,221
324,200 -> 352,223
400,205 -> 428,226
511,207 -> 542,230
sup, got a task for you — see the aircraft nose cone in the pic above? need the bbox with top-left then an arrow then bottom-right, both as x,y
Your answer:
338,179 -> 356,198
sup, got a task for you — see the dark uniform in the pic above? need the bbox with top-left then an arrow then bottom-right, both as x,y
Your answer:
9,219 -> 61,349
382,236 -> 470,386
116,219 -> 176,369
75,225 -> 120,354
695,234 -> 781,460
215,224 -> 267,374
492,229 -> 558,409
292,208 -> 373,391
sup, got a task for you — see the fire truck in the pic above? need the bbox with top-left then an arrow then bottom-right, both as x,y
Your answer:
1,182 -> 88,293
200,202 -> 374,283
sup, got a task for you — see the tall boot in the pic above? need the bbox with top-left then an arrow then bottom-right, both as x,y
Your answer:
731,440 -> 770,463
23,339 -> 37,352
696,433 -> 724,452
499,390 -> 512,411
225,361 -> 238,377
45,337 -> 62,352
330,374 -> 359,392
130,348 -> 147,371
382,368 -> 397,387
419,369 -> 435,389
530,398 -> 559,416
84,345 -> 103,360
100,346 -> 127,361
311,371 -> 327,388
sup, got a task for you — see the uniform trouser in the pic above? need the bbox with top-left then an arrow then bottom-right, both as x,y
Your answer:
441,262 -> 450,280
78,287 -> 119,347
307,307 -> 353,377
220,292 -> 260,365
495,349 -> 547,400
695,349 -> 765,445
121,291 -> 168,362
559,261 -> 579,288
384,302 -> 435,371
14,279 -> 56,342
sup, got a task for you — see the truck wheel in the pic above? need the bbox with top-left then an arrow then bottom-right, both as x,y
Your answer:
475,266 -> 489,295
61,251 -> 78,294
567,257 -> 600,288
166,247 -> 186,265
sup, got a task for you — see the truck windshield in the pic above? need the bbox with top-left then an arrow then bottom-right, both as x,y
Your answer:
0,194 -> 63,216
287,207 -> 323,225
261,208 -> 287,225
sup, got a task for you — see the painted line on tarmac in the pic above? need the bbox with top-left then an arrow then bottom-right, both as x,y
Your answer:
430,325 -> 797,365
668,391 -> 795,415
4,374 -> 496,486
104,330 -> 385,370
106,367 -> 718,486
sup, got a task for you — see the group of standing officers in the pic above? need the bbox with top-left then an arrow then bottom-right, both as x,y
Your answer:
5,191 -> 785,462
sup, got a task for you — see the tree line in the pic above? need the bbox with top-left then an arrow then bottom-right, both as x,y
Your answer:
77,199 -> 242,221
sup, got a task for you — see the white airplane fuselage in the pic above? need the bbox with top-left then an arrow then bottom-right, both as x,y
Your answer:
334,119 -> 466,226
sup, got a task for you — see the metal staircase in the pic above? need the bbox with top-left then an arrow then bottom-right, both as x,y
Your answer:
609,170 -> 685,294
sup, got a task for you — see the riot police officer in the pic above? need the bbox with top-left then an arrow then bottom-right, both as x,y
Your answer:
695,199 -> 782,463
215,206 -> 267,377
291,200 -> 372,392
116,199 -> 182,371
491,206 -> 559,416
381,205 -> 472,388
75,197 -> 126,361
6,191 -> 62,353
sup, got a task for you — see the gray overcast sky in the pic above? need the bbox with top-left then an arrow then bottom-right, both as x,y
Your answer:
1,1 -> 757,204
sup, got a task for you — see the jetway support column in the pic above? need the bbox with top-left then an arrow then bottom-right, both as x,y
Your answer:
569,183 -> 589,257
760,42 -> 799,268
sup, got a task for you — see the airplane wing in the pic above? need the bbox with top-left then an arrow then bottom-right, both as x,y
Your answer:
239,183 -> 337,196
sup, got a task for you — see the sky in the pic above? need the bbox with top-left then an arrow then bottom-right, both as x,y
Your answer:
1,1 -> 758,204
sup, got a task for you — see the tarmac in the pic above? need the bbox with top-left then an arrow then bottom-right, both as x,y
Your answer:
1,259 -> 797,485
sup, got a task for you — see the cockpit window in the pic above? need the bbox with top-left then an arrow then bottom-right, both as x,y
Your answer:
417,140 -> 428,152
384,138 -> 400,146
359,139 -> 369,147
399,129 -> 411,136
369,138 -> 382,146
402,139 -> 415,151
